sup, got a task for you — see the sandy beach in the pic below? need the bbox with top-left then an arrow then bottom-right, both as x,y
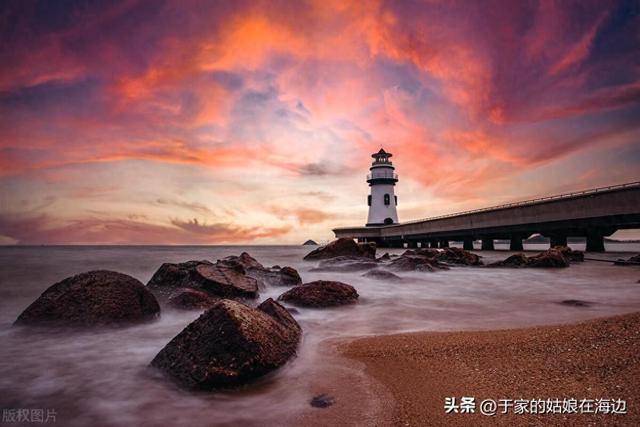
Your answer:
340,312 -> 640,426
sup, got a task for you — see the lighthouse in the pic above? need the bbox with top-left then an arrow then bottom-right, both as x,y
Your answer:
366,148 -> 399,226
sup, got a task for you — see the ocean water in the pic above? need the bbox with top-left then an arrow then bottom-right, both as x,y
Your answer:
0,244 -> 639,426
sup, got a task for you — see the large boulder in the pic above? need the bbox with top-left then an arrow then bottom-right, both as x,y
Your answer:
303,238 -> 376,260
217,253 -> 302,287
150,298 -> 300,389
311,256 -> 379,272
278,280 -> 359,307
15,270 -> 160,327
147,260 -> 259,299
167,288 -> 219,310
147,260 -> 212,299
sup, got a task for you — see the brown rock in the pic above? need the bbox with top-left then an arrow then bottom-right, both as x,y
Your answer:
146,260 -> 213,299
488,249 -> 570,268
167,288 -> 219,310
15,270 -> 160,327
217,252 -> 265,272
552,245 -> 584,262
303,238 -> 376,260
193,264 -> 259,298
527,248 -> 570,268
434,247 -> 483,266
147,260 -> 259,299
150,299 -> 301,389
486,253 -> 529,268
388,254 -> 448,272
278,280 -> 359,307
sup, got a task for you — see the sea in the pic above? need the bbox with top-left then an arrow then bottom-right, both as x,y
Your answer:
0,243 -> 639,426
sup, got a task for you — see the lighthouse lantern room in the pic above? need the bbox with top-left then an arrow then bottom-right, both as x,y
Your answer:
366,148 -> 399,226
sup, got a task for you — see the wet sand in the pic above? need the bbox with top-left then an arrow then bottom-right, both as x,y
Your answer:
339,312 -> 640,426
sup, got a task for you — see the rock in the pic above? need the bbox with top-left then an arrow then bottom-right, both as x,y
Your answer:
15,270 -> 160,327
376,253 -> 391,261
310,394 -> 335,408
251,266 -> 303,287
278,280 -> 359,307
303,238 -> 376,260
552,246 -> 584,262
559,299 -> 592,307
167,289 -> 219,310
434,247 -> 483,266
362,269 -> 403,281
150,299 -> 301,389
311,256 -> 379,272
257,298 -> 302,334
303,240 -> 318,246
487,249 -> 570,268
217,252 -> 265,272
147,260 -> 213,299
147,260 -> 259,299
614,254 -> 640,265
486,254 -> 529,268
217,253 -> 302,287
193,264 -> 259,298
527,248 -> 570,268
388,254 -> 448,272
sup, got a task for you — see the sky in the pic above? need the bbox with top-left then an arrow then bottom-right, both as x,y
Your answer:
0,0 -> 639,245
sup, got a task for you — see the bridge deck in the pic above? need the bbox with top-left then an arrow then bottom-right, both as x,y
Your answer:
333,182 -> 640,251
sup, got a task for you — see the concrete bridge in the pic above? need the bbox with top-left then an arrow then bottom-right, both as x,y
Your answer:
333,182 -> 640,252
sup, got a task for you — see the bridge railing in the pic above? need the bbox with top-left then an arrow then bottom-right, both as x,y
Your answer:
333,181 -> 640,231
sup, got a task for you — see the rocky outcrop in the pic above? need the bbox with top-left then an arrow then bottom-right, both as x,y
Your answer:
218,253 -> 302,287
15,270 -> 160,327
311,256 -> 379,272
147,259 -> 259,299
488,248 -> 570,268
552,246 -> 585,262
362,269 -> 403,281
250,266 -> 303,287
303,238 -> 376,260
527,248 -> 571,267
192,264 -> 259,298
150,298 -> 301,390
278,280 -> 359,307
434,247 -> 483,266
487,254 -> 529,268
167,289 -> 219,310
388,254 -> 449,272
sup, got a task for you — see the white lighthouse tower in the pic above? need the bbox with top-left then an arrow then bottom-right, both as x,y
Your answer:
366,148 -> 399,226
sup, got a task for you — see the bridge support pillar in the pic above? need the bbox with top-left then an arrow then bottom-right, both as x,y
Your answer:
463,238 -> 474,251
481,238 -> 495,251
550,235 -> 568,247
407,240 -> 418,248
439,239 -> 449,248
429,240 -> 438,248
586,232 -> 605,252
509,235 -> 523,251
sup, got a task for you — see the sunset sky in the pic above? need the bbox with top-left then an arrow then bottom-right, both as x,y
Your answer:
1,0 -> 639,244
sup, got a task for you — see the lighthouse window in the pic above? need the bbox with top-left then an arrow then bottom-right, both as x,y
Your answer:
384,194 -> 390,205
395,195 -> 398,205
367,195 -> 371,206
